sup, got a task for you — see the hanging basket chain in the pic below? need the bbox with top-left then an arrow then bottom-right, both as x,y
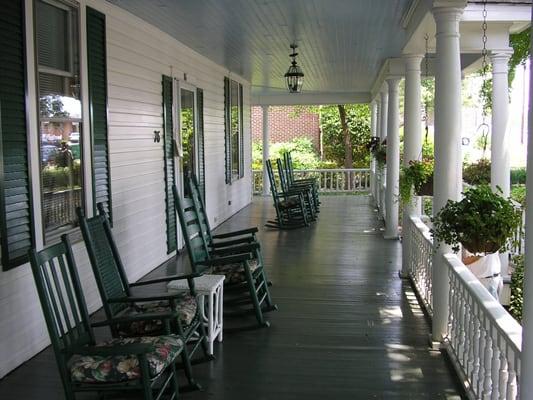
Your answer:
479,0 -> 490,156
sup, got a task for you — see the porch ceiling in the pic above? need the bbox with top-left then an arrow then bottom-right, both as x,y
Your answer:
106,0 -> 411,98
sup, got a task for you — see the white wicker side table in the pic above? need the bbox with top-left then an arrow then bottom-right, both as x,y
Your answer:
167,274 -> 224,355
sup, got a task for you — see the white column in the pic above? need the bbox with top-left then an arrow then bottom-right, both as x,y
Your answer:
490,52 -> 512,198
401,54 -> 424,276
491,51 -> 513,277
375,98 -> 382,206
385,78 -> 401,239
261,105 -> 270,196
370,100 -> 378,201
519,13 -> 533,399
379,86 -> 389,215
431,3 -> 465,344
403,55 -> 424,216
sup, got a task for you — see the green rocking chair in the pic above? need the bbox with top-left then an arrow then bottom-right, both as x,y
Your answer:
29,235 -> 182,400
77,205 -> 209,391
173,185 -> 276,328
265,159 -> 311,229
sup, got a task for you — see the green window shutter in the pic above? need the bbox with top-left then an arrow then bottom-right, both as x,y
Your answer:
87,7 -> 112,224
196,88 -> 206,200
223,77 -> 231,184
0,0 -> 34,270
162,75 -> 177,253
239,83 -> 244,178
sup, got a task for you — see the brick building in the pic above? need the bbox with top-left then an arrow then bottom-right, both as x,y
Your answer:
251,106 -> 321,150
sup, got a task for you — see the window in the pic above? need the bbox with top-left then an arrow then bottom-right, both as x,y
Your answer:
35,0 -> 83,240
224,78 -> 244,183
180,88 -> 196,197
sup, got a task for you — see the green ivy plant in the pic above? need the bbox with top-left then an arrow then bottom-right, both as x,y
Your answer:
399,159 -> 433,206
431,185 -> 521,254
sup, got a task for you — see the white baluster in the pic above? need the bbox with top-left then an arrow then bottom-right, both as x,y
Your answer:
499,346 -> 509,399
472,309 -> 481,394
478,317 -> 489,397
507,351 -> 517,399
491,334 -> 501,400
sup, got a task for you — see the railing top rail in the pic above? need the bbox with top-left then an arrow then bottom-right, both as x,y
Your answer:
443,253 -> 522,354
410,216 -> 433,244
252,168 -> 371,173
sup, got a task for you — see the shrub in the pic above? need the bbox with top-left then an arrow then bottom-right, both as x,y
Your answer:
463,158 -> 491,185
511,168 -> 526,185
509,255 -> 524,322
511,185 -> 526,206
252,138 -> 321,170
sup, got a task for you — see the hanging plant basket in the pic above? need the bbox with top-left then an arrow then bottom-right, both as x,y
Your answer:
416,175 -> 433,196
431,185 -> 522,254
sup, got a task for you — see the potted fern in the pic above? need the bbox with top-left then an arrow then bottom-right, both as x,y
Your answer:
399,159 -> 433,205
432,185 -> 521,255
371,143 -> 387,169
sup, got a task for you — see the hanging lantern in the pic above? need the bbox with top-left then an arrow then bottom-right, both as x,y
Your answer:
284,44 -> 304,93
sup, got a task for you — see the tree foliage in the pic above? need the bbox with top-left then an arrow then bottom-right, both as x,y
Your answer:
320,104 -> 371,167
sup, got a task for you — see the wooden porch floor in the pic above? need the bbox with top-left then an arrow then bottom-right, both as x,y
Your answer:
0,195 -> 465,399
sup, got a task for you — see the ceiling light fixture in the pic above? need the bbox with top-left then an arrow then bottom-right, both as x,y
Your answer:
284,44 -> 304,93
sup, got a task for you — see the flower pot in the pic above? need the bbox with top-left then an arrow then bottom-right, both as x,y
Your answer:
461,239 -> 501,255
416,175 -> 433,196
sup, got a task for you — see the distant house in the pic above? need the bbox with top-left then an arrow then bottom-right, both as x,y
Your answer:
251,106 -> 321,151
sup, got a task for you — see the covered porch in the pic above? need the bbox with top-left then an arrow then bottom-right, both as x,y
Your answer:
0,196 -> 464,399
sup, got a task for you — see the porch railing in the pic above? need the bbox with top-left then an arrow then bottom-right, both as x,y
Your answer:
406,216 -> 433,316
407,216 -> 523,399
445,254 -> 522,400
252,168 -> 371,195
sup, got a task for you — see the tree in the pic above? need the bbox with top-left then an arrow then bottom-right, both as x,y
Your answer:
320,104 -> 371,168
337,105 -> 353,168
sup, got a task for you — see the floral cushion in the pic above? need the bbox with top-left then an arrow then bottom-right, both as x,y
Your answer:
116,293 -> 198,336
279,197 -> 300,209
211,258 -> 260,284
69,335 -> 183,383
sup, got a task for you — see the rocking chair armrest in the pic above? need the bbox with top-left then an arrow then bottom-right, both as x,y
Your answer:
107,293 -> 190,303
210,243 -> 260,256
91,311 -> 180,328
129,272 -> 201,287
212,227 -> 258,238
210,236 -> 255,248
200,253 -> 252,266
70,343 -> 155,356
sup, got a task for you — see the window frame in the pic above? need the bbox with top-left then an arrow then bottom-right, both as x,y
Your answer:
225,77 -> 244,183
33,0 -> 87,245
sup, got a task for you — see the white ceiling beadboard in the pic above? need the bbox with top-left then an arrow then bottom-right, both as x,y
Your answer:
105,0 -> 411,96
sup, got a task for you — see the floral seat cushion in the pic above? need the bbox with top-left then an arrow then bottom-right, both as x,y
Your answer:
211,258 -> 260,284
116,293 -> 198,336
69,335 -> 183,383
279,197 -> 300,209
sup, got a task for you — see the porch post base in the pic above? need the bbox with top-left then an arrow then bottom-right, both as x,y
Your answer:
398,270 -> 409,279
383,234 -> 400,240
428,335 -> 444,351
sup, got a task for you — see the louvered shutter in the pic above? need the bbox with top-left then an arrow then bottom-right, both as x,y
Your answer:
196,88 -> 206,200
0,0 -> 34,270
162,75 -> 177,253
239,83 -> 244,178
224,77 -> 231,184
87,7 -> 112,223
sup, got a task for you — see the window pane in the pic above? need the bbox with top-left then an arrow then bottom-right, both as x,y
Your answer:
180,89 -> 195,196
36,0 -> 69,71
230,81 -> 240,177
36,1 -> 83,240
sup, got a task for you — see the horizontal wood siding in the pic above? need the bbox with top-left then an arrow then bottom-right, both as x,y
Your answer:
0,0 -> 251,378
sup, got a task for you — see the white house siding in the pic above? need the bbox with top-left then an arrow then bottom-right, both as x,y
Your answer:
0,0 -> 252,378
